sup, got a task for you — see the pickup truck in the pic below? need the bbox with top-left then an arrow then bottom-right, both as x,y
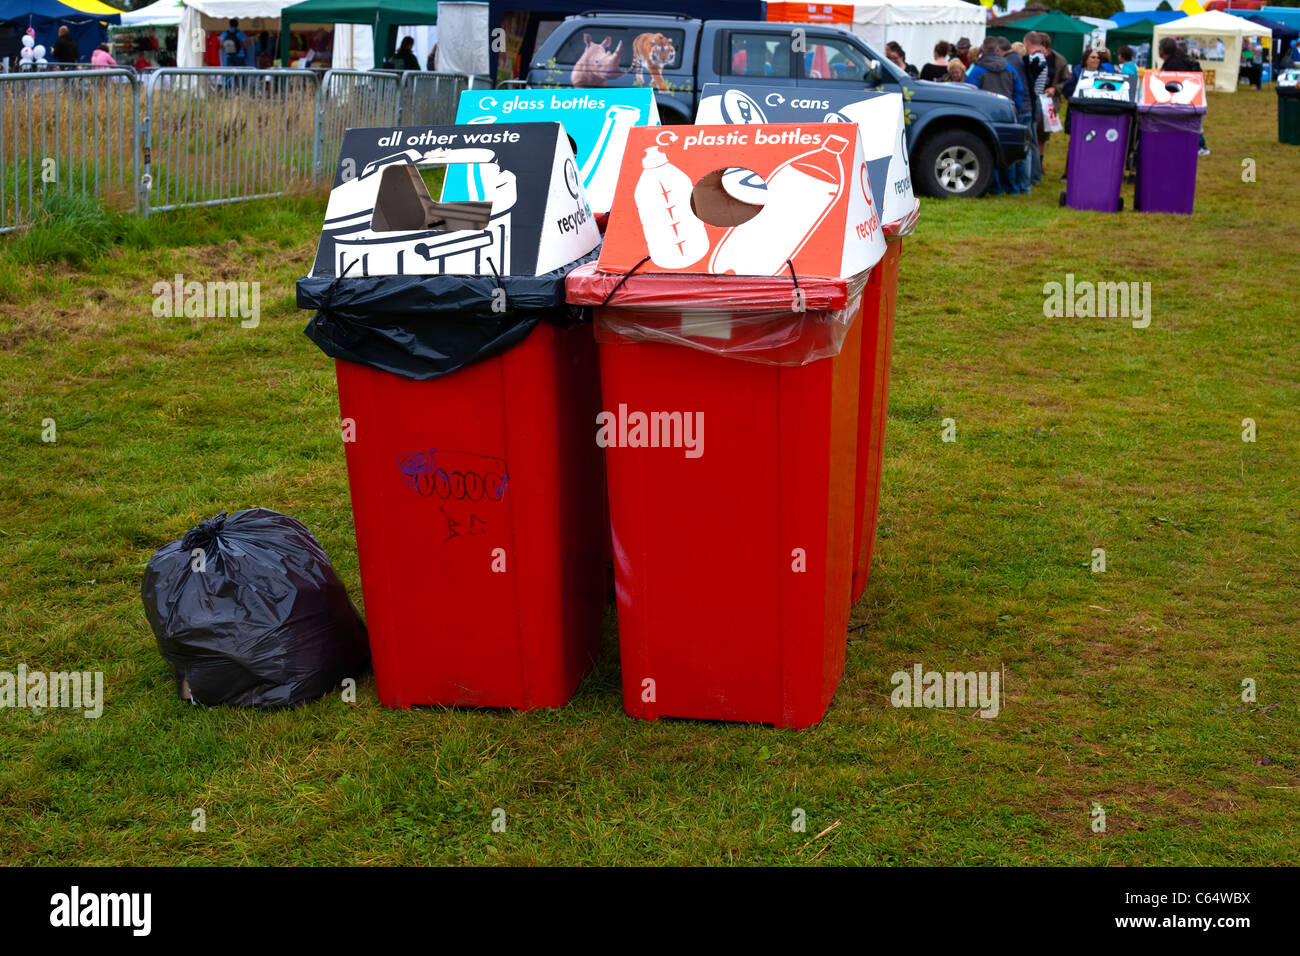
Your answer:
525,12 -> 1030,198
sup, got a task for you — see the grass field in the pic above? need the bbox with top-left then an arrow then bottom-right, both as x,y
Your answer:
0,88 -> 1296,866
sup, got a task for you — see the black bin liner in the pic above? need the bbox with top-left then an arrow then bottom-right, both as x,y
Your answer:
298,254 -> 595,381
142,509 -> 369,708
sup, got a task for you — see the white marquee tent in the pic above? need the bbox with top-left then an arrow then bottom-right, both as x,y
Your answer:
767,0 -> 987,65
177,0 -> 301,67
1153,9 -> 1272,92
121,0 -> 184,28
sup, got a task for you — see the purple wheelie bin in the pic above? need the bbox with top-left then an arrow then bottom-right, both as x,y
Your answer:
1062,71 -> 1138,213
1134,70 -> 1207,216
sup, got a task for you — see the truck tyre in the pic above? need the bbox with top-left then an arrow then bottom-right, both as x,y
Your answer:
913,130 -> 994,198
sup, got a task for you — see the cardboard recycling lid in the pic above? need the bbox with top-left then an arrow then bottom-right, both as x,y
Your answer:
310,123 -> 599,279
598,123 -> 886,279
445,88 -> 660,215
1069,70 -> 1139,111
1139,71 -> 1207,110
695,85 -> 916,232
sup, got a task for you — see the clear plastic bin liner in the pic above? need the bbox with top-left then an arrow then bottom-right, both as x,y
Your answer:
565,262 -> 870,367
1136,105 -> 1205,134
883,198 -> 921,239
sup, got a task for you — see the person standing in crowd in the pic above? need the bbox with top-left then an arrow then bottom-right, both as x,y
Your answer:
946,59 -> 967,83
220,19 -> 250,67
426,44 -> 438,72
886,41 -> 919,78
955,37 -> 973,66
1025,31 -> 1069,181
966,36 -> 1027,195
1117,46 -> 1137,76
53,25 -> 80,67
90,43 -> 116,67
394,36 -> 421,70
998,36 -> 1036,195
920,41 -> 950,80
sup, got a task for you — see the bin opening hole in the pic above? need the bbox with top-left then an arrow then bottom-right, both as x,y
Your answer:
369,163 -> 495,233
1165,82 -> 1183,93
690,167 -> 766,227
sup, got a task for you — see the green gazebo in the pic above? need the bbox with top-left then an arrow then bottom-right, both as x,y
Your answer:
280,0 -> 440,70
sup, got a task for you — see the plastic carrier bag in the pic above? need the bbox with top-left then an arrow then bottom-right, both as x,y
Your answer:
564,261 -> 870,367
142,509 -> 369,708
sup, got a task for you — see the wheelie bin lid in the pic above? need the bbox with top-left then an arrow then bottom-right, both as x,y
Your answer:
1277,68 -> 1300,97
564,261 -> 870,367
1137,71 -> 1208,114
1068,70 -> 1139,112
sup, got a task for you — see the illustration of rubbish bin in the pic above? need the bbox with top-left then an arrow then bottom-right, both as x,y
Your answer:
1135,71 -> 1207,215
569,123 -> 886,728
299,122 -> 607,710
1062,70 -> 1138,212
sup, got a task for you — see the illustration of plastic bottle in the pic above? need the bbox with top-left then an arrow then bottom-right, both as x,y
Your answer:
634,146 -> 709,270
580,105 -> 642,211
708,134 -> 849,276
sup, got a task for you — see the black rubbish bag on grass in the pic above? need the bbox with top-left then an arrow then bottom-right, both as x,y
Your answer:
142,508 -> 369,708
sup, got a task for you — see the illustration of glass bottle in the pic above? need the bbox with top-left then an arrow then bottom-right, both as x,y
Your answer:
580,105 -> 643,211
634,146 -> 709,269
708,134 -> 849,276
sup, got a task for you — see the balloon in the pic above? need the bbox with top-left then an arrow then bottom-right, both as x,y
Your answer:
33,45 -> 45,59
19,47 -> 32,60
21,34 -> 33,48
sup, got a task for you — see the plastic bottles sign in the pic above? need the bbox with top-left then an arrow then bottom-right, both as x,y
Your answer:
1139,71 -> 1207,109
598,123 -> 885,279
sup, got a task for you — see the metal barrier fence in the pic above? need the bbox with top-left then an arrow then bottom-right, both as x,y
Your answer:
141,68 -> 319,215
0,69 -> 139,233
0,66 -> 502,228
313,69 -> 402,179
397,71 -> 492,126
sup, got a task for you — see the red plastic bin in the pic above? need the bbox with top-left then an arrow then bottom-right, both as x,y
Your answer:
333,321 -> 606,709
849,236 -> 901,604
567,264 -> 867,728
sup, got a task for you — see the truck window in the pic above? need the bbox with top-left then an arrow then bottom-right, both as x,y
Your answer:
553,26 -> 685,70
801,35 -> 870,83
727,32 -> 793,78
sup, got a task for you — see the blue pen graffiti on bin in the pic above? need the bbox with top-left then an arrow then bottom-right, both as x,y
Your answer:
398,449 -> 510,502
399,450 -> 509,544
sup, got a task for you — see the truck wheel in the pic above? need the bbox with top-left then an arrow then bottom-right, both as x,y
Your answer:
913,130 -> 994,198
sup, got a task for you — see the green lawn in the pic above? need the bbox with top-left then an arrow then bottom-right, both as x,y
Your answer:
0,88 -> 1296,865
